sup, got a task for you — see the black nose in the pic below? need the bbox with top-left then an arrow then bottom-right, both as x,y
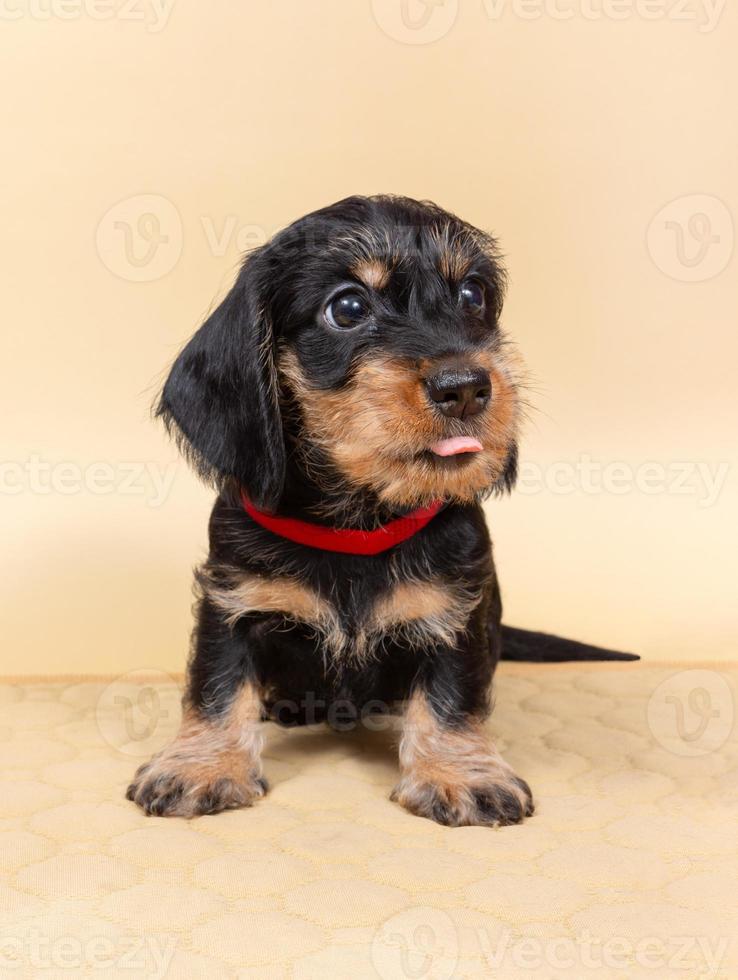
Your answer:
426,367 -> 491,419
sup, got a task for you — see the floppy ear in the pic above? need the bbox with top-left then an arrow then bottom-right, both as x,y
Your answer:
157,250 -> 285,510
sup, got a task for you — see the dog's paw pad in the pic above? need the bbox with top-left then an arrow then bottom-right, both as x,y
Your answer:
392,770 -> 534,828
471,775 -> 534,825
126,767 -> 267,818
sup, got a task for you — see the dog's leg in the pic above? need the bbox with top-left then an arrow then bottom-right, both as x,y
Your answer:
126,598 -> 267,817
391,599 -> 533,827
391,688 -> 533,827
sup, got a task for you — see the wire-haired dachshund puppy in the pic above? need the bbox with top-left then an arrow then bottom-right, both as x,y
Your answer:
127,195 -> 636,827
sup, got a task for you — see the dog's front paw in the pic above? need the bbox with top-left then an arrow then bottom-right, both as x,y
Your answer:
126,758 -> 267,818
391,769 -> 534,827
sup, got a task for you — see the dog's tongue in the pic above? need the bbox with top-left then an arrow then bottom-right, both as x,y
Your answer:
430,437 -> 483,457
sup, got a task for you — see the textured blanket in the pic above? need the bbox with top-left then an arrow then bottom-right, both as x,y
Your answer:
2,664 -> 736,978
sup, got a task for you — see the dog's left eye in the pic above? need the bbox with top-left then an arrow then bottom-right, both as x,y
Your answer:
459,279 -> 485,316
324,292 -> 371,330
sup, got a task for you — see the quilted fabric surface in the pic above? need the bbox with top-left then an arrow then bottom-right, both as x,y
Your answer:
1,664 -> 736,979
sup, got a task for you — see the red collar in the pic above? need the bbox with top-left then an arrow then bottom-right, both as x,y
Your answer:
241,491 -> 443,555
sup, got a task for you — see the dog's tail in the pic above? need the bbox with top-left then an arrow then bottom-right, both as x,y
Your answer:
500,625 -> 639,662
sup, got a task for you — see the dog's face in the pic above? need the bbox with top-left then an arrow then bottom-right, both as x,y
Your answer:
159,195 -> 522,512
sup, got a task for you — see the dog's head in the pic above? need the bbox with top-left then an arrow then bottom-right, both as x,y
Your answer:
159,195 -> 523,513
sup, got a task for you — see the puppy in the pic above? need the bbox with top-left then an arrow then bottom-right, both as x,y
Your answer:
127,195 -> 636,827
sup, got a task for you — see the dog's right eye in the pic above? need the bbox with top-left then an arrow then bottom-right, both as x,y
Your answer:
324,292 -> 370,330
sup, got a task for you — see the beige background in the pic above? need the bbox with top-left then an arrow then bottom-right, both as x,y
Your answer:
1,0 -> 736,675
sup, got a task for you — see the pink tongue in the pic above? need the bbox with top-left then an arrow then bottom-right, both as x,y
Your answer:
430,437 -> 483,457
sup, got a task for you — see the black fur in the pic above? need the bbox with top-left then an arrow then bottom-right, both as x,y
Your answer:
199,494 -> 498,725
500,625 -> 637,662
158,248 -> 285,510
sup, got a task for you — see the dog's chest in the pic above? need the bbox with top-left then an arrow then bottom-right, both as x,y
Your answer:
205,568 -> 480,660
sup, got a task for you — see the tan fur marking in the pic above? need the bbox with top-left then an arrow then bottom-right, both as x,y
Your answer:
373,580 -> 451,625
204,569 -> 477,663
207,571 -> 332,629
203,569 -> 345,658
352,258 -> 391,290
369,579 -> 478,649
438,247 -> 472,281
280,346 -> 522,509
430,222 -> 477,281
391,690 -> 533,826
127,682 -> 266,817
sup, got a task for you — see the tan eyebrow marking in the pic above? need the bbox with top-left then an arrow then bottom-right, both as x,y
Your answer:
351,258 -> 391,290
438,247 -> 473,281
